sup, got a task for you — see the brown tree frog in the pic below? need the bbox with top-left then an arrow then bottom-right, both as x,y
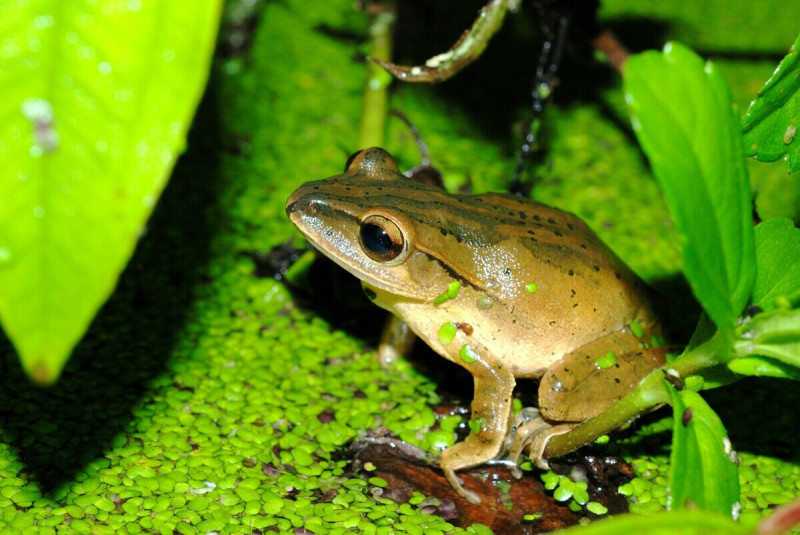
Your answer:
286,148 -> 665,504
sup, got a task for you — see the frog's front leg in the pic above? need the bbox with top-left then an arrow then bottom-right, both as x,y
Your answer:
439,350 -> 516,504
377,313 -> 416,367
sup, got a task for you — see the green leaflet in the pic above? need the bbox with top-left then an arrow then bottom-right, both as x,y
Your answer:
742,32 -> 800,172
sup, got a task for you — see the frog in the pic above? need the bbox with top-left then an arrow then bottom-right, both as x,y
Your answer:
285,147 -> 665,504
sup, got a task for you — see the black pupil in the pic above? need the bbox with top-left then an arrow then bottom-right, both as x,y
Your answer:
360,223 -> 392,254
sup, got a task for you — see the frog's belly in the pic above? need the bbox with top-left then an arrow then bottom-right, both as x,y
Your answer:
390,299 -> 619,378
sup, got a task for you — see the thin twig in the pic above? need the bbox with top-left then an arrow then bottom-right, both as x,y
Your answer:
358,6 -> 396,149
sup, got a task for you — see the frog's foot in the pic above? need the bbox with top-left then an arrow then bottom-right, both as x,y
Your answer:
526,423 -> 576,470
443,467 -> 482,505
507,410 -> 575,470
501,407 -> 542,478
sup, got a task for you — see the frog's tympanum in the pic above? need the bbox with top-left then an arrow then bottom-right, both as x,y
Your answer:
286,148 -> 665,504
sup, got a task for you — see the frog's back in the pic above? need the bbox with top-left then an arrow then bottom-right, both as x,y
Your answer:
411,190 -> 659,373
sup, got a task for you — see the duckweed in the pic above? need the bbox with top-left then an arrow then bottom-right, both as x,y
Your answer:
438,322 -> 458,345
459,344 -> 479,363
434,281 -> 462,305
586,502 -> 608,515
629,320 -> 645,339
595,350 -> 617,369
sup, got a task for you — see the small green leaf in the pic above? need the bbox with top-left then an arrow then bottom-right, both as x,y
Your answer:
665,386 -> 739,515
742,32 -> 800,172
727,356 -> 800,380
0,2 -> 222,382
734,308 -> 800,368
554,509 -> 750,535
752,218 -> 800,309
624,42 -> 755,333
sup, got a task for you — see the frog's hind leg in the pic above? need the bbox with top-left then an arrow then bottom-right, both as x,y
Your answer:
538,330 -> 666,424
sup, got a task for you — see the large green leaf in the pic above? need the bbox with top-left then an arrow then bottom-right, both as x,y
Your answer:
742,32 -> 800,172
624,43 -> 755,333
0,2 -> 222,383
554,509 -> 749,535
666,387 -> 740,515
752,218 -> 800,309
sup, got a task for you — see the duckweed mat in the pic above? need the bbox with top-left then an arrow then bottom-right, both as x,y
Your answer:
2,1 -> 799,533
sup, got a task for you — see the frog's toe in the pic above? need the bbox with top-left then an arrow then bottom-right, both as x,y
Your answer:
487,458 -> 524,479
444,468 -> 482,504
530,423 -> 575,469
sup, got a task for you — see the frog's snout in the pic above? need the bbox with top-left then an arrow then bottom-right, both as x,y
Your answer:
285,188 -> 303,217
285,187 -> 316,221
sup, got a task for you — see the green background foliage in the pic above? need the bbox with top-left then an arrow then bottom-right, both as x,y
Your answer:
0,0 -> 799,533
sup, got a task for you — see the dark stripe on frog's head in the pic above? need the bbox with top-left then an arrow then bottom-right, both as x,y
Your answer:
294,174 -> 599,250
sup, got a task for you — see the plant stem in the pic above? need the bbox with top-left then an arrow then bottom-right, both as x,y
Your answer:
357,7 -> 395,149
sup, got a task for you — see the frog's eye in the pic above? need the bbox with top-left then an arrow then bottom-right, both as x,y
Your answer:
359,215 -> 406,262
344,150 -> 364,172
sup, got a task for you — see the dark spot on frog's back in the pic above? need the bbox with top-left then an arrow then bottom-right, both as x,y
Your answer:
363,287 -> 377,301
